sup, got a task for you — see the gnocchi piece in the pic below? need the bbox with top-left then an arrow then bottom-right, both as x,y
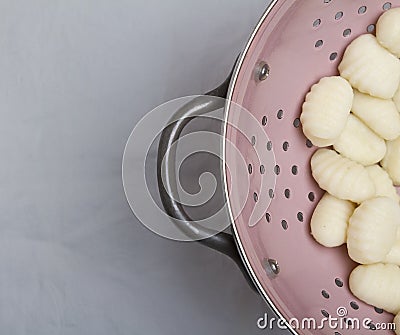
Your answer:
376,8 -> 400,57
311,149 -> 375,203
366,165 -> 399,202
301,76 -> 353,147
310,193 -> 355,247
349,263 -> 400,315
381,137 -> 400,185
385,236 -> 400,266
333,114 -> 386,165
347,197 -> 400,264
338,34 -> 400,99
352,90 -> 400,141
394,313 -> 400,335
394,86 -> 400,113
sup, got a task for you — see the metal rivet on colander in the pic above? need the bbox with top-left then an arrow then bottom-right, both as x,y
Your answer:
255,61 -> 270,82
264,258 -> 280,277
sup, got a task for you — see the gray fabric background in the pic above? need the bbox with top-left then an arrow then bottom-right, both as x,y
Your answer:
0,1 -> 288,334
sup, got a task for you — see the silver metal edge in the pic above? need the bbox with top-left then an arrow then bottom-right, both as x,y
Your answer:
222,1 -> 300,334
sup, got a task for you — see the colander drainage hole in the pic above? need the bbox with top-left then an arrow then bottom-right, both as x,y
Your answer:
358,6 -> 367,15
334,332 -> 342,335
344,318 -> 353,326
262,115 -> 268,126
274,165 -> 281,175
315,40 -> 324,48
383,2 -> 392,10
251,135 -> 256,146
284,189 -> 290,199
343,28 -> 351,37
253,192 -> 258,202
306,139 -> 313,148
335,278 -> 344,287
293,118 -> 301,128
374,307 -> 384,314
321,310 -> 330,318
267,141 -> 273,151
313,18 -> 321,28
297,212 -> 304,222
335,11 -> 343,20
281,220 -> 288,230
291,165 -> 298,175
350,301 -> 359,310
260,165 -> 265,174
248,164 -> 253,174
266,212 -> 271,223
308,192 -> 315,202
367,24 -> 375,33
321,290 -> 330,299
367,322 -> 377,331
277,109 -> 284,119
330,52 -> 338,61
282,141 -> 289,151
269,189 -> 275,199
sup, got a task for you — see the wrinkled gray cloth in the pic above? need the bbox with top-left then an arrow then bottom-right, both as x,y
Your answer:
0,1 -> 285,334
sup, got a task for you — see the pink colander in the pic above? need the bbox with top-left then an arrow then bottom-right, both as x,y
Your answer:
223,0 -> 400,334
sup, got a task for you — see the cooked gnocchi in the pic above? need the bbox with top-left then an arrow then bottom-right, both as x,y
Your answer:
300,10 -> 400,320
366,165 -> 399,202
349,263 -> 400,315
381,137 -> 400,185
376,8 -> 400,58
394,86 -> 400,112
333,114 -> 386,165
338,34 -> 400,99
352,90 -> 400,141
310,193 -> 355,248
385,233 -> 400,266
311,149 -> 375,203
300,76 -> 353,147
394,313 -> 400,335
347,197 -> 400,264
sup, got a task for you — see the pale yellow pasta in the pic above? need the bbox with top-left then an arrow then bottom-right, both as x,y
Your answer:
385,235 -> 400,266
381,137 -> 400,185
338,34 -> 400,99
301,76 -> 353,147
366,165 -> 399,202
349,263 -> 400,315
352,90 -> 400,141
376,8 -> 400,57
333,114 -> 386,165
310,193 -> 355,248
347,197 -> 400,264
394,313 -> 400,335
394,86 -> 400,112
311,149 -> 375,203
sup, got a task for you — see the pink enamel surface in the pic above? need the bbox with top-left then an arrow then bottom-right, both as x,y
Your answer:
225,1 -> 400,334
